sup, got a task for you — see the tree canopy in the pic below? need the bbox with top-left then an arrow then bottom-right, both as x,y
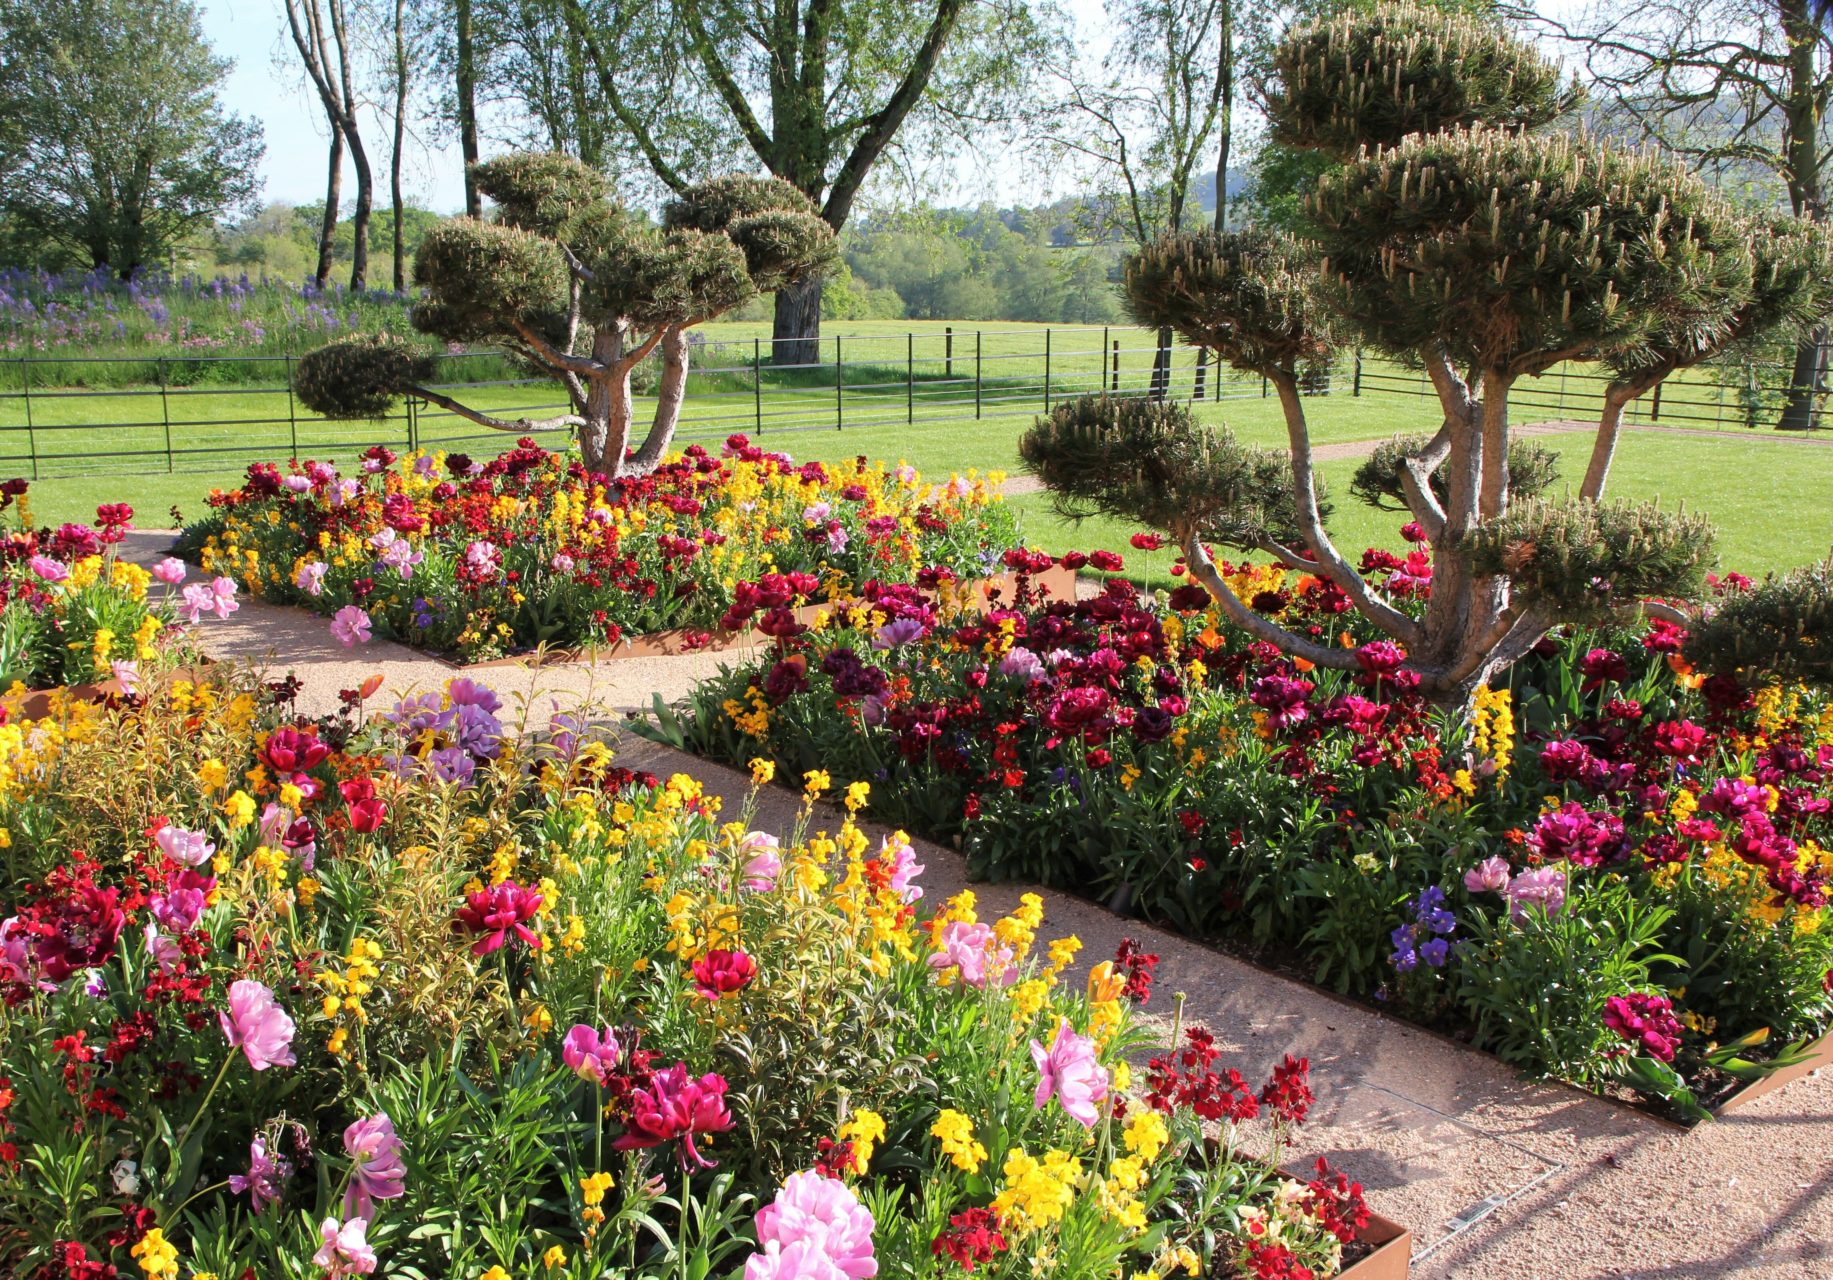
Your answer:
0,0 -> 264,275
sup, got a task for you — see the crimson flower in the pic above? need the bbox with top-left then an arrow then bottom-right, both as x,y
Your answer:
612,1062 -> 734,1168
340,778 -> 387,834
452,880 -> 545,955
1259,1054 -> 1313,1124
932,1207 -> 1008,1272
690,949 -> 758,1000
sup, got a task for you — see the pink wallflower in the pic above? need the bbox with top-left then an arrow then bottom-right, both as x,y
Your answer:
342,1113 -> 407,1218
219,979 -> 297,1071
1504,867 -> 1568,924
109,659 -> 141,695
738,831 -> 783,892
330,606 -> 373,647
28,555 -> 68,583
452,880 -> 544,955
296,562 -> 329,596
691,949 -> 759,1000
152,557 -> 188,586
229,1137 -> 292,1212
747,1170 -> 878,1280
155,825 -> 216,867
612,1062 -> 735,1168
927,921 -> 1014,990
562,1023 -> 622,1085
1463,856 -> 1510,894
209,576 -> 239,617
1030,1018 -> 1109,1127
142,921 -> 183,972
312,1216 -> 377,1278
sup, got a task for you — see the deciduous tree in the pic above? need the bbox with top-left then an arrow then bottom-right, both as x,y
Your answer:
0,0 -> 263,275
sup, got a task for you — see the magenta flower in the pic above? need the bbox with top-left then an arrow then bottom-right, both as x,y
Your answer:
229,1137 -> 293,1212
561,1023 -> 622,1085
452,880 -> 544,955
612,1062 -> 735,1168
152,557 -> 187,586
1463,856 -> 1511,895
1604,992 -> 1684,1062
1030,1018 -> 1109,1127
154,825 -> 217,867
747,1169 -> 878,1280
880,835 -> 925,903
312,1216 -> 377,1278
330,606 -> 373,647
691,949 -> 759,1000
219,979 -> 297,1071
1504,866 -> 1568,924
342,1112 -> 407,1218
927,921 -> 1014,990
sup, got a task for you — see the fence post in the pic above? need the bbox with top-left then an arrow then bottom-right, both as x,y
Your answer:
1649,381 -> 1661,423
1111,339 -> 1119,392
20,358 -> 38,481
1044,328 -> 1052,411
406,396 -> 419,454
945,326 -> 954,379
1260,374 -> 1268,399
753,337 -> 763,435
282,353 -> 301,458
1194,348 -> 1207,401
1101,326 -> 1109,393
974,331 -> 982,419
1352,352 -> 1362,397
158,357 -> 174,473
834,335 -> 843,431
906,332 -> 914,423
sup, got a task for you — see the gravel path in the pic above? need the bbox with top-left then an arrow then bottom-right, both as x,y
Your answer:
115,519 -> 1833,1280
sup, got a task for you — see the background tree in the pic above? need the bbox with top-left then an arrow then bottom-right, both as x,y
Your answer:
0,0 -> 262,275
557,0 -> 1053,365
1514,0 -> 1833,430
293,152 -> 837,476
286,0 -> 376,291
1021,2 -> 1830,702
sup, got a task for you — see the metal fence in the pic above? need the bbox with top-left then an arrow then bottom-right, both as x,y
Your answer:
0,326 -> 1818,479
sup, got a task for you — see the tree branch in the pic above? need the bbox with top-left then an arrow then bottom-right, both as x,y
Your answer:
407,385 -> 585,435
1183,532 -> 1364,670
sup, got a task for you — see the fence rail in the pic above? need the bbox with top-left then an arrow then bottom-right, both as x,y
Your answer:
0,326 -> 1817,479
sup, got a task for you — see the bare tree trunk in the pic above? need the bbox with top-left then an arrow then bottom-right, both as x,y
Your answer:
348,139 -> 374,292
454,0 -> 482,217
1150,326 -> 1173,400
315,121 -> 344,287
631,326 -> 690,472
1214,0 -> 1232,235
390,0 -> 409,293
772,276 -> 823,367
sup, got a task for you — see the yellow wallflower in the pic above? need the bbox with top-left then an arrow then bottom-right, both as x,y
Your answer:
749,757 -> 776,786
931,1109 -> 988,1173
131,1228 -> 179,1280
837,1107 -> 886,1172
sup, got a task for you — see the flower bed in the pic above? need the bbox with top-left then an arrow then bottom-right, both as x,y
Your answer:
178,436 -> 1019,663
675,545 -> 1833,1118
0,669 -> 1394,1280
1,487 -> 224,693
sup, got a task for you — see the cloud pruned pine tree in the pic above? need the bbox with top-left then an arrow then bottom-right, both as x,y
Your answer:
1020,1 -> 1833,701
292,152 -> 838,477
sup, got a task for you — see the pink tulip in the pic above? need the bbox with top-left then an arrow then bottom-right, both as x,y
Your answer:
342,1113 -> 406,1219
748,1170 -> 877,1280
1463,856 -> 1511,895
330,606 -> 372,647
1030,1017 -> 1108,1127
926,921 -> 1014,990
561,1024 -> 622,1085
152,557 -> 187,585
312,1216 -> 377,1278
219,979 -> 297,1071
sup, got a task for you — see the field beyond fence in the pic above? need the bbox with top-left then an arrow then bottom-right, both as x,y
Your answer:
0,324 -> 1818,479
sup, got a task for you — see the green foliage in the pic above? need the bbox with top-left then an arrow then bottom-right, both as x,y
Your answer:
1468,496 -> 1717,623
1265,1 -> 1569,160
1122,227 -> 1335,375
1683,558 -> 1833,684
1018,395 -> 1318,548
0,0 -> 263,273
292,333 -> 437,420
412,218 -> 571,346
471,151 -> 613,239
1349,432 -> 1559,510
1311,127 -> 1756,373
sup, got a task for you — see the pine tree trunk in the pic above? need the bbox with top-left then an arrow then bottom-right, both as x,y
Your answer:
348,133 -> 373,292
315,123 -> 344,288
772,276 -> 823,367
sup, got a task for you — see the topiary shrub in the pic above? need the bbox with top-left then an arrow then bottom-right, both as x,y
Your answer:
1021,2 -> 1833,703
1684,559 -> 1833,685
293,151 -> 838,477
